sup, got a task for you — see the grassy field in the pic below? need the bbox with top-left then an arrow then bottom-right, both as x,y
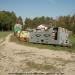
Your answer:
0,31 -> 12,39
10,34 -> 75,53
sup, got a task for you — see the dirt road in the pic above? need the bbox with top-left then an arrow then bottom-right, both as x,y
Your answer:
0,34 -> 75,75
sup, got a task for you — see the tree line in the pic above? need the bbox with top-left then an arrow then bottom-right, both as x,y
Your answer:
24,15 -> 75,33
0,10 -> 75,33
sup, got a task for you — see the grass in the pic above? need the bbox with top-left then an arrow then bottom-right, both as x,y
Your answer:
10,34 -> 75,53
0,31 -> 12,44
69,34 -> 75,48
0,31 -> 12,39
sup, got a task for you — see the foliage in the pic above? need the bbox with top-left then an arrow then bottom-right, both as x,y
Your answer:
17,16 -> 23,25
24,14 -> 75,33
0,11 -> 17,31
69,34 -> 75,49
55,14 -> 75,33
24,16 -> 53,28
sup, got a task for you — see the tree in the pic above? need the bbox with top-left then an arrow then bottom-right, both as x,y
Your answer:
24,16 -> 53,28
0,11 -> 17,31
17,16 -> 23,25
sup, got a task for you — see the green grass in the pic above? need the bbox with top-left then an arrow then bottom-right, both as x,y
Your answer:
10,34 -> 75,53
69,34 -> 75,47
0,31 -> 12,39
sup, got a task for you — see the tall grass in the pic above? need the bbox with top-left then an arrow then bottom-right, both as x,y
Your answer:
69,34 -> 75,49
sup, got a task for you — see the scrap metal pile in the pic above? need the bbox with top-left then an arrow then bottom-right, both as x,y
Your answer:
14,23 -> 71,46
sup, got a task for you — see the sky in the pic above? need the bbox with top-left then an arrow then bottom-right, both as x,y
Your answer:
0,0 -> 75,19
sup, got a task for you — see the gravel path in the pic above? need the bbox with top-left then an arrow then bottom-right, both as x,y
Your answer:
0,34 -> 75,75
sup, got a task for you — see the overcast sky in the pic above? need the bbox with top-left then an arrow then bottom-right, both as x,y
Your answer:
0,0 -> 75,19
